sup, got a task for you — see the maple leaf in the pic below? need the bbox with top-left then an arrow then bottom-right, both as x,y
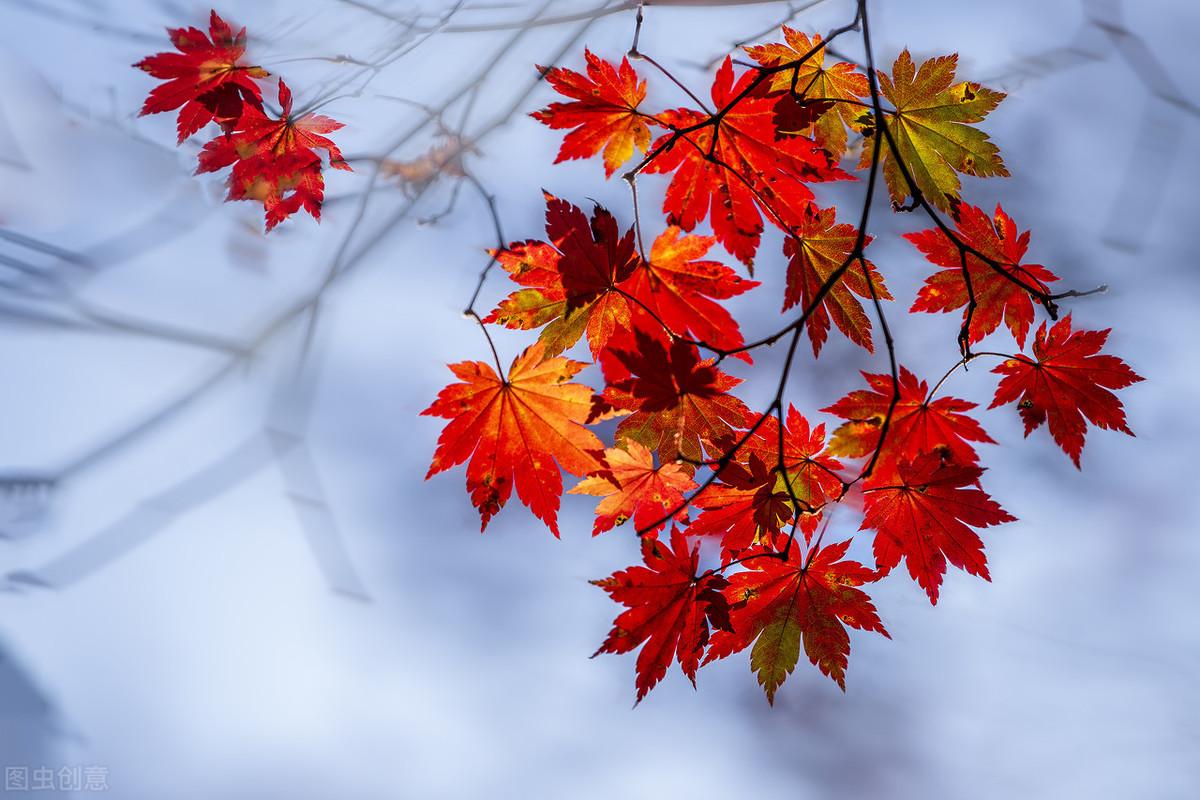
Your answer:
592,529 -> 732,703
624,226 -> 759,359
863,50 -> 1008,213
422,341 -> 604,536
688,455 -> 794,556
905,203 -> 1059,347
600,329 -> 753,464
484,193 -> 638,358
861,454 -> 1015,604
989,315 -> 1143,467
134,10 -> 268,142
823,366 -> 995,472
379,135 -> 468,191
744,27 -> 870,159
770,93 -> 835,144
782,205 -> 891,356
532,50 -> 655,178
570,440 -> 697,536
646,57 -> 850,268
705,536 -> 888,701
196,78 -> 351,230
197,78 -> 349,170
736,405 -> 844,538
221,153 -> 328,231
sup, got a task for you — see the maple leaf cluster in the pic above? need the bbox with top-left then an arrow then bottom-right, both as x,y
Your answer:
422,22 -> 1143,707
131,11 -> 1143,705
134,10 -> 350,230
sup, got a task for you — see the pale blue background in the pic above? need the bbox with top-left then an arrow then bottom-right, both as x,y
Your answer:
0,1 -> 1197,797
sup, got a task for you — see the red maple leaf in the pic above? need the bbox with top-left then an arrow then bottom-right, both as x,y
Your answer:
134,9 -> 268,142
782,205 -> 891,356
625,226 -> 759,360
823,366 -> 995,472
736,405 -> 844,538
532,50 -> 656,178
422,341 -> 604,536
687,454 -> 793,556
196,78 -> 351,230
705,536 -> 888,702
861,454 -> 1015,604
989,315 -> 1143,467
599,328 -> 752,464
905,203 -> 1059,347
645,58 -> 849,268
484,192 -> 638,358
569,439 -> 697,536
592,529 -> 732,703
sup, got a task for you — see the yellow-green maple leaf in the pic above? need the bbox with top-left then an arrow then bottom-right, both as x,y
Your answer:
862,50 -> 1008,213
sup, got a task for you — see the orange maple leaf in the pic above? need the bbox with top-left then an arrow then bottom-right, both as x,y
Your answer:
570,439 -> 697,536
532,50 -> 655,177
423,342 -> 604,535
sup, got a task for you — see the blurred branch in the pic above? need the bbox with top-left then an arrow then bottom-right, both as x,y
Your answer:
6,433 -> 284,591
1086,0 -> 1199,117
4,0 -> 1186,603
3,1 -> 601,594
698,0 -> 832,69
2,0 -> 163,43
341,0 -> 805,35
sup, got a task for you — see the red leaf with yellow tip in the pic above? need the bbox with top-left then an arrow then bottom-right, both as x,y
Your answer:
532,50 -> 656,178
